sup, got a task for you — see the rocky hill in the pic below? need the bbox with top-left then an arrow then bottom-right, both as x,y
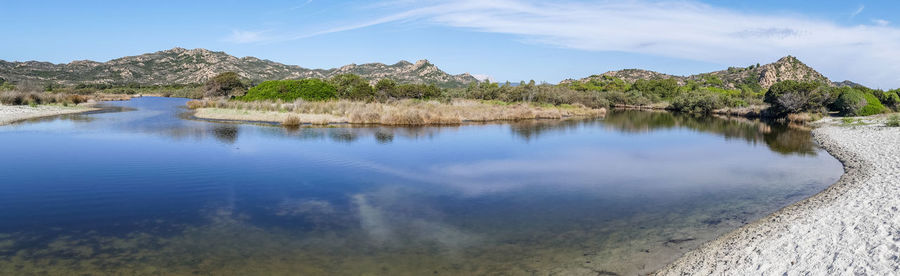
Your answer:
565,56 -> 833,90
0,48 -> 479,88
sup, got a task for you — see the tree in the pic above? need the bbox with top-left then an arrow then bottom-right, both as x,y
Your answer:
374,78 -> 396,101
875,89 -> 900,110
832,88 -> 866,116
205,72 -> 248,98
764,80 -> 828,114
330,74 -> 374,101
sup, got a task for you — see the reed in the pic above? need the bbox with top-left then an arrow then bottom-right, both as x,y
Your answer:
282,115 -> 301,126
189,98 -> 606,126
0,91 -> 89,106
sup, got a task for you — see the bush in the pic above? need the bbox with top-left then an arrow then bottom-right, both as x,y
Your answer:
240,79 -> 336,102
205,72 -> 248,98
670,90 -> 725,113
877,89 -> 900,110
886,114 -> 900,127
764,80 -> 829,114
282,115 -> 301,126
0,78 -> 15,91
833,89 -> 866,116
330,74 -> 374,101
834,89 -> 887,116
858,93 -> 887,116
393,83 -> 441,99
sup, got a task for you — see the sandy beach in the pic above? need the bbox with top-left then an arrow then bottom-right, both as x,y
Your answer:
657,116 -> 900,275
0,104 -> 99,126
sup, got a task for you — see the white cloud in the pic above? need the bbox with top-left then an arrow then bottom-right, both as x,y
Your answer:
230,0 -> 900,88
851,5 -> 864,18
223,30 -> 270,43
874,19 -> 890,26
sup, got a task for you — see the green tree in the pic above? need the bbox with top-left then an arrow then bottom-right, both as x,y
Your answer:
832,88 -> 887,116
876,89 -> 900,110
330,74 -> 374,101
832,88 -> 866,115
205,72 -> 248,98
764,80 -> 829,114
374,78 -> 396,101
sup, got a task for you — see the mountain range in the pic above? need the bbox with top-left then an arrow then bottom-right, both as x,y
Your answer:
0,48 -> 854,90
0,48 -> 480,88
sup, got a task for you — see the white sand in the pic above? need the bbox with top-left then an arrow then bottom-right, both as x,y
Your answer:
0,104 -> 98,125
657,116 -> 900,275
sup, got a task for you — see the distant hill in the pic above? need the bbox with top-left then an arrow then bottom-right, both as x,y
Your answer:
564,56 -> 833,90
0,48 -> 479,88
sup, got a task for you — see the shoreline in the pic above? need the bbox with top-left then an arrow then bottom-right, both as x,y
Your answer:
0,104 -> 100,126
656,115 -> 899,274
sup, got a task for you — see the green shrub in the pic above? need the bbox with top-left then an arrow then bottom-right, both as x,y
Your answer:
858,93 -> 887,116
886,114 -> 900,127
834,89 -> 887,116
240,79 -> 336,102
877,89 -> 900,110
204,72 -> 248,98
764,80 -> 829,114
833,89 -> 866,116
0,78 -> 14,91
330,74 -> 374,101
670,90 -> 724,113
374,79 -> 441,101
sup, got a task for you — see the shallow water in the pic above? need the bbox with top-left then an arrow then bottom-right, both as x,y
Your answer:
0,97 -> 842,275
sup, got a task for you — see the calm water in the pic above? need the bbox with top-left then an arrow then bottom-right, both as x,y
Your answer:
0,97 -> 842,275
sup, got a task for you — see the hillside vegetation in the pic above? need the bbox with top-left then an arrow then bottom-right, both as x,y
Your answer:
0,48 -> 478,88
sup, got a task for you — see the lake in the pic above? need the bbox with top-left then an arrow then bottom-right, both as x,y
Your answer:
0,97 -> 842,275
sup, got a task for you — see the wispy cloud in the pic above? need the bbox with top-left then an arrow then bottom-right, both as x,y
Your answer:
289,0 -> 313,10
227,0 -> 900,87
851,5 -> 864,18
874,19 -> 890,26
223,30 -> 270,43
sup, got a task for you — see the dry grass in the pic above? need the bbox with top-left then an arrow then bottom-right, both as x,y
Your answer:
0,91 -> 137,106
188,99 -> 606,126
282,115 -> 301,126
786,112 -> 816,123
0,91 -> 89,106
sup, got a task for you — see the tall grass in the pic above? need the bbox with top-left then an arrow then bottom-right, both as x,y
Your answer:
187,99 -> 606,126
0,91 -> 88,106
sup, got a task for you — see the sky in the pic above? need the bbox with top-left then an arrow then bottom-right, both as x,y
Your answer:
2,0 -> 900,88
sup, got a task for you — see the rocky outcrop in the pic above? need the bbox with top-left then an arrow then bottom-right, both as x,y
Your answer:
0,48 -> 478,88
568,56 -> 833,90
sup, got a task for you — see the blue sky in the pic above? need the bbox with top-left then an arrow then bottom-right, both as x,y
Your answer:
2,0 -> 900,88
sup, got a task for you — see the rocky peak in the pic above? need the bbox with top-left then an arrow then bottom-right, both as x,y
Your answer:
597,69 -> 684,84
570,56 -> 832,90
0,48 -> 479,88
413,59 -> 431,68
754,55 -> 828,88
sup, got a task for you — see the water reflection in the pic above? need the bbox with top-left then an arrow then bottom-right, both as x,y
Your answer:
211,125 -> 238,144
600,110 -> 816,155
0,97 -> 842,275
